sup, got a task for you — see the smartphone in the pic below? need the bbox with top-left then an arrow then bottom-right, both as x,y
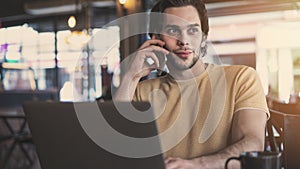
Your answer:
154,35 -> 168,76
155,51 -> 167,76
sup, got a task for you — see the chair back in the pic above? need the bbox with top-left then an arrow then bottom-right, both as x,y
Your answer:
266,109 -> 300,169
272,101 -> 300,115
284,112 -> 300,169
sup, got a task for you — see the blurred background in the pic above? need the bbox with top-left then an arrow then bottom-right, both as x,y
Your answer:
0,0 -> 299,102
0,0 -> 300,169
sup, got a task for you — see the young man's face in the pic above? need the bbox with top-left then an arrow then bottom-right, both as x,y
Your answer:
160,5 -> 205,70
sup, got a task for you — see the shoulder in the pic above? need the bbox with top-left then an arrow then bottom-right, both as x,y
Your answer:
207,64 -> 258,80
216,64 -> 257,78
208,63 -> 253,72
223,65 -> 255,75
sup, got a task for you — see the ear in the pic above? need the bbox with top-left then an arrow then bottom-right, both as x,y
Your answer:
200,35 -> 207,48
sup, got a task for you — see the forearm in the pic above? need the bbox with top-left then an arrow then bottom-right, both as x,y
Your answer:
113,73 -> 140,101
192,135 -> 264,169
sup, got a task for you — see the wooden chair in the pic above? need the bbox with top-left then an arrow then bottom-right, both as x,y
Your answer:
0,90 -> 58,168
0,115 -> 35,169
266,108 -> 300,169
272,100 -> 300,115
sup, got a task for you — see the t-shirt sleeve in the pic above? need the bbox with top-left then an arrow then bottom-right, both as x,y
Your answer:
234,67 -> 269,118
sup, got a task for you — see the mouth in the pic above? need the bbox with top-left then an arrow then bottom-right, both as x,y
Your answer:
174,50 -> 193,59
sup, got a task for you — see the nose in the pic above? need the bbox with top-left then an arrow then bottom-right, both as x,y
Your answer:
177,33 -> 190,46
177,40 -> 189,46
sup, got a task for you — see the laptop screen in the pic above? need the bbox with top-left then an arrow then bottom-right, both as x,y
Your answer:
23,101 -> 165,169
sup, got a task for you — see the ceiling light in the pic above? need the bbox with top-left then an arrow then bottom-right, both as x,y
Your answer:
119,0 -> 126,5
68,16 -> 76,28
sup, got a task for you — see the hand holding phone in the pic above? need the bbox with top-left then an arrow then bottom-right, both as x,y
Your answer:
145,50 -> 167,76
152,35 -> 168,76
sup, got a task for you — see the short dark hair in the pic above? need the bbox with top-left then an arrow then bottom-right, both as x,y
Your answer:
149,0 -> 209,36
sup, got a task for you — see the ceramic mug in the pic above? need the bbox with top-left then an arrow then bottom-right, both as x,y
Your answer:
225,151 -> 281,169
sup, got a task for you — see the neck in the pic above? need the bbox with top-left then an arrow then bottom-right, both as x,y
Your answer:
168,59 -> 207,80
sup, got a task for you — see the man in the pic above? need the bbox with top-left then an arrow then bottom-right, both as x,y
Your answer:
114,0 -> 268,168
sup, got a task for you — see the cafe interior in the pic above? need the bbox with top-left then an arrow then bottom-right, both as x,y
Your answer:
0,0 -> 300,168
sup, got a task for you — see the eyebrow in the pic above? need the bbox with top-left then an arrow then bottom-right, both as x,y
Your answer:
164,23 -> 200,29
164,25 -> 180,29
187,23 -> 201,28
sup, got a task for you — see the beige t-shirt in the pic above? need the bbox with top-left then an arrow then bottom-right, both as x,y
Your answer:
133,64 -> 268,159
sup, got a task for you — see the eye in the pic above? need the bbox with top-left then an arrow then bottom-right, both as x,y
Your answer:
166,28 -> 180,36
187,27 -> 200,35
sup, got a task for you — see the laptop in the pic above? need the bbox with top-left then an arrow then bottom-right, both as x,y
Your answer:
23,101 -> 165,169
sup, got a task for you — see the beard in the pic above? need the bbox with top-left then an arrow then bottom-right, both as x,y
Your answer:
167,52 -> 200,70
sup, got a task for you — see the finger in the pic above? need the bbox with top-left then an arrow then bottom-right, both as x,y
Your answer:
151,35 -> 159,40
165,157 -> 178,165
165,159 -> 180,169
134,67 -> 156,80
165,157 -> 173,164
142,45 -> 169,55
143,52 -> 160,68
139,39 -> 166,49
